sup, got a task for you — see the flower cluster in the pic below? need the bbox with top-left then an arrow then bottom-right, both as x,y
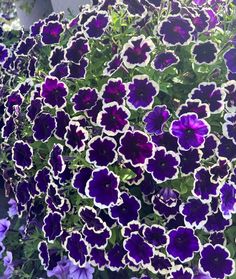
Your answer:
0,0 -> 236,278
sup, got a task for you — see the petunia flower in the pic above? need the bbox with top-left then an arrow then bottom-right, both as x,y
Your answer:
151,51 -> 179,72
189,82 -> 225,114
199,244 -> 235,279
12,140 -> 33,170
158,15 -> 194,46
71,87 -> 98,112
127,75 -> 159,110
119,130 -> 154,167
192,41 -> 218,64
84,11 -> 109,39
121,35 -> 154,69
146,146 -> 179,183
41,21 -> 64,45
224,48 -> 236,73
85,167 -> 120,209
170,113 -> 210,150
97,102 -> 130,136
166,227 -> 200,263
41,77 -> 68,109
143,105 -> 170,135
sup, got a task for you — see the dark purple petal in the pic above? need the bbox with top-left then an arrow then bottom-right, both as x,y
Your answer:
122,35 -> 154,68
66,37 -> 90,63
82,225 -> 111,248
177,99 -> 210,119
217,136 -> 236,161
68,58 -> 88,79
124,233 -> 154,265
107,244 -> 126,271
64,232 -> 88,267
86,136 -> 117,167
149,251 -> 172,275
85,167 -> 120,209
200,244 -> 235,279
13,140 -> 33,170
201,134 -> 218,159
127,75 -> 159,110
49,46 -> 65,67
192,41 -> 218,64
65,121 -> 88,151
151,51 -> 179,72
220,183 -> 236,219
204,210 -> 231,232
55,110 -> 70,140
72,168 -> 92,198
179,149 -> 201,175
35,167 -> 51,193
97,102 -> 130,136
71,87 -> 98,111
26,99 -> 42,122
166,227 -> 200,262
119,130 -> 154,167
48,144 -> 65,178
78,206 -> 105,231
33,113 -> 56,142
109,192 -> 141,226
41,21 -> 64,45
84,11 -> 109,39
158,15 -> 194,46
16,37 -> 36,56
1,117 -> 15,140
43,212 -> 62,243
41,77 -> 68,108
103,54 -> 122,76
143,225 -> 167,248
90,248 -> 108,270
100,78 -> 127,105
0,44 -> 8,64
38,241 -> 49,268
147,147 -> 179,183
224,48 -> 236,73
180,197 -> 209,229
189,82 -> 225,113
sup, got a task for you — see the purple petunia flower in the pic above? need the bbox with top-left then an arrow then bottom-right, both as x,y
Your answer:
109,192 -> 141,226
41,77 -> 68,109
217,136 -> 236,161
219,183 -> 236,219
33,113 -> 56,142
69,262 -> 95,279
48,144 -> 66,178
143,225 -> 167,248
124,232 -> 154,265
103,54 -> 122,76
72,168 -> 92,198
66,37 -> 90,64
35,167 -> 51,193
55,110 -> 70,140
43,212 -> 63,243
201,133 -> 219,159
151,51 -> 179,72
7,199 -> 18,218
127,75 -> 159,110
189,82 -> 225,114
0,219 -> 10,242
71,88 -> 98,112
177,99 -> 210,119
119,130 -> 154,167
85,167 -> 120,209
41,21 -> 64,45
192,41 -> 218,64
1,116 -> 15,140
12,140 -> 33,170
200,244 -> 235,279
147,146 -> 179,183
158,15 -> 194,46
78,206 -> 105,232
16,37 -> 36,56
193,167 -> 219,202
204,209 -> 230,232
224,48 -> 236,73
64,232 -> 88,267
38,241 -> 49,269
170,113 -> 210,150
86,136 -> 117,167
49,46 -> 65,67
143,105 -> 170,135
82,225 -> 111,249
84,11 -> 109,39
210,158 -> 230,182
97,102 -> 130,136
90,247 -> 108,270
166,227 -> 200,263
179,148 -> 202,175
180,197 -> 209,229
26,98 -> 42,122
100,78 -> 127,105
65,121 -> 88,151
121,35 -> 154,69
2,251 -> 14,279
107,243 -> 126,271
148,251 -> 172,275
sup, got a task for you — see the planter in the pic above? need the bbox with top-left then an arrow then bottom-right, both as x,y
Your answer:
50,0 -> 90,17
15,0 -> 53,30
